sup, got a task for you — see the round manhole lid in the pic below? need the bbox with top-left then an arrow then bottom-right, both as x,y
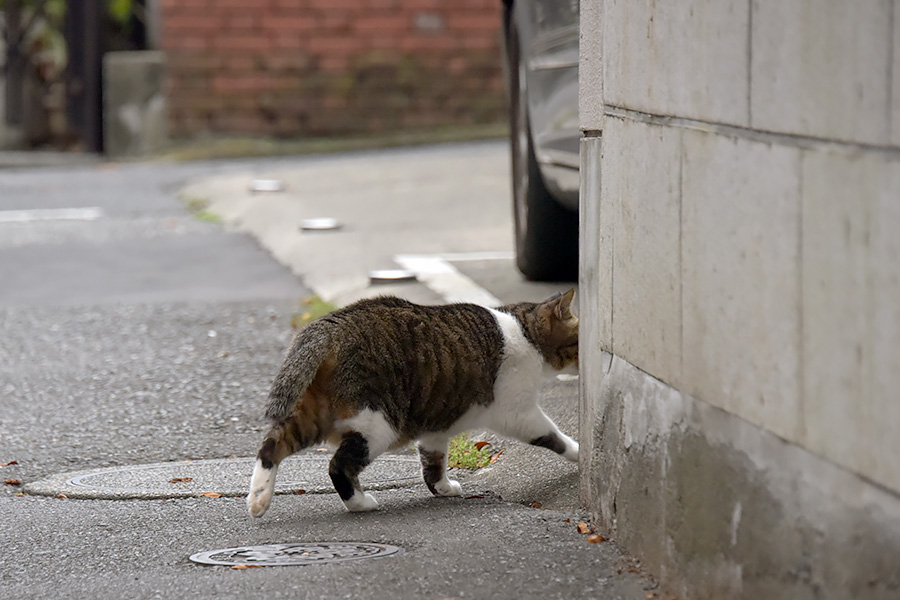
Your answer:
24,454 -> 421,499
189,542 -> 403,566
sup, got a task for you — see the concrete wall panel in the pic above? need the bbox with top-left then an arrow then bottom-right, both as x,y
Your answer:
604,117 -> 683,387
603,0 -> 749,126
580,136 -> 612,351
681,130 -> 802,441
802,152 -> 900,495
869,160 -> 900,492
751,0 -> 893,145
579,0 -> 604,131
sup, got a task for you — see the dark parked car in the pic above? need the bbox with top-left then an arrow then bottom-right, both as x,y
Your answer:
502,0 -> 580,281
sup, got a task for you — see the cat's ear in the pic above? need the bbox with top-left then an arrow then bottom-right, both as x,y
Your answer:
550,289 -> 576,321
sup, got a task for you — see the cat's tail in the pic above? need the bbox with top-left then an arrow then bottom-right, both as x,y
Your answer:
264,321 -> 332,422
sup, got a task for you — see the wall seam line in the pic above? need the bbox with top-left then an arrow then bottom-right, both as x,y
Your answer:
605,105 -> 900,157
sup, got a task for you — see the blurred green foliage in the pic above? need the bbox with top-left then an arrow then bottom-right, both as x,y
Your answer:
0,0 -> 132,22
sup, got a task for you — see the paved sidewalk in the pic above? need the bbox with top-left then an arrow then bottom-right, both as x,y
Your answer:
2,144 -> 656,599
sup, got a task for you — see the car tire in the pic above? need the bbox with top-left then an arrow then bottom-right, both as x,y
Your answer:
507,17 -> 578,282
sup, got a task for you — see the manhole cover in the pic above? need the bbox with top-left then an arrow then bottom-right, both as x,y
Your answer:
189,542 -> 403,566
24,454 -> 421,499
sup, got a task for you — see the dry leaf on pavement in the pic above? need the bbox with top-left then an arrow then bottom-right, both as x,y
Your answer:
231,564 -> 263,570
586,534 -> 606,543
576,521 -> 592,534
4,479 -> 21,486
530,502 -> 543,509
1,461 -> 18,467
473,441 -> 491,450
489,450 -> 504,464
169,477 -> 193,483
199,491 -> 221,498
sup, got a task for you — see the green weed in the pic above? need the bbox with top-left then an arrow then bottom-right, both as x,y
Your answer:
291,296 -> 338,329
448,434 -> 494,470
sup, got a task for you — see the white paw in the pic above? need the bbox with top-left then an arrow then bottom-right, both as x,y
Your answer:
344,491 -> 379,512
247,487 -> 272,518
247,460 -> 276,518
434,478 -> 463,497
564,441 -> 580,463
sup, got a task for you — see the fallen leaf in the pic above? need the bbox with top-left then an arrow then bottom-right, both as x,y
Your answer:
473,441 -> 491,451
15,493 -> 24,497
530,502 -> 543,509
231,564 -> 263,570
295,489 -> 307,495
576,521 -> 592,534
465,494 -> 485,500
489,450 -> 504,464
4,479 -> 21,486
316,448 -> 329,453
199,491 -> 221,498
646,594 -> 656,599
57,494 -> 67,498
1,461 -> 18,467
169,477 -> 193,483
587,534 -> 606,543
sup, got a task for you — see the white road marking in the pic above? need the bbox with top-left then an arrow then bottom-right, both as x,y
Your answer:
0,207 -> 104,223
394,253 -> 504,307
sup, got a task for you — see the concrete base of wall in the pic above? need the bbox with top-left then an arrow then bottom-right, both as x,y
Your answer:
580,353 -> 900,600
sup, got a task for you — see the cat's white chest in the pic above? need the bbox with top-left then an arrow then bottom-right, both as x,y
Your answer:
488,309 -> 543,408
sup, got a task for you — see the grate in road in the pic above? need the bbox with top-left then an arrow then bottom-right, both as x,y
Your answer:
189,542 -> 403,566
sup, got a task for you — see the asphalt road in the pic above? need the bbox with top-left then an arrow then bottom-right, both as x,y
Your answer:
0,145 -> 652,600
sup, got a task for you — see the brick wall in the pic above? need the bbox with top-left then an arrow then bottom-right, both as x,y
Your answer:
158,0 -> 505,137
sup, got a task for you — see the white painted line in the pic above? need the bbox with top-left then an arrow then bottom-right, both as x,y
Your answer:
425,251 -> 515,262
394,254 -> 504,307
0,207 -> 104,223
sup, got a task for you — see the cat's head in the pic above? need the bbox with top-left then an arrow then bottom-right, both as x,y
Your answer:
524,289 -> 579,371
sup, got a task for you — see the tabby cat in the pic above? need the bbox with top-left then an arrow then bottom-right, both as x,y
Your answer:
247,289 -> 579,516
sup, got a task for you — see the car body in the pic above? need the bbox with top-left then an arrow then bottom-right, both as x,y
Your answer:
502,0 -> 580,281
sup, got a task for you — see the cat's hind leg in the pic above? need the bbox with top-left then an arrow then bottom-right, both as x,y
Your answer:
417,435 -> 462,497
330,409 -> 397,512
492,406 -> 579,462
248,419 -> 312,518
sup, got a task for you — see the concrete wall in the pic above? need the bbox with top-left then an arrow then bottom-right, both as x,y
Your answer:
578,1 -> 900,598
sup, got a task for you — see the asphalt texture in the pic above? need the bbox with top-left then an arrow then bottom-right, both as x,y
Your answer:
0,146 -> 654,599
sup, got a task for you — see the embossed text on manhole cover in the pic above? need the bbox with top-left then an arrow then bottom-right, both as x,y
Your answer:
23,454 -> 421,499
189,542 -> 404,566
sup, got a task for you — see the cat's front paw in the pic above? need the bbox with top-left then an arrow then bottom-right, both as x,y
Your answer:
434,478 -> 463,497
343,491 -> 379,512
